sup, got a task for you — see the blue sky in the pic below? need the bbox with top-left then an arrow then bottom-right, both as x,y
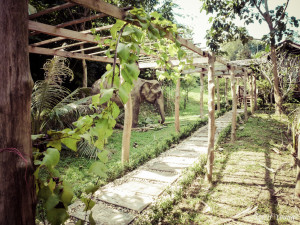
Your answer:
171,0 -> 300,49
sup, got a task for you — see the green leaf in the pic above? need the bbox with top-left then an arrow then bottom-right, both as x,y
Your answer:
61,136 -> 80,151
75,220 -> 83,225
111,102 -> 120,119
92,94 -> 100,106
47,208 -> 69,225
61,181 -> 74,207
85,184 -> 100,194
31,134 -> 45,141
81,197 -> 96,211
111,20 -> 126,39
117,43 -> 130,62
99,88 -> 114,105
124,63 -> 140,80
42,148 -> 60,169
89,161 -> 108,178
97,150 -> 109,163
89,212 -> 96,225
45,193 -> 60,211
48,179 -> 56,193
119,82 -> 132,104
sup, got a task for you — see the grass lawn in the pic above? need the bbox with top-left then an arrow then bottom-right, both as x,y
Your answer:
149,112 -> 300,225
57,87 -> 209,196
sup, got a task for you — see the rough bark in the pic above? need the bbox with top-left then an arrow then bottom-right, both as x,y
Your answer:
216,76 -> 220,112
295,134 -> 300,198
250,73 -> 254,114
200,73 -> 204,118
243,70 -> 248,121
0,1 -> 36,224
121,92 -> 132,164
230,66 -> 237,142
206,53 -> 215,183
175,78 -> 180,133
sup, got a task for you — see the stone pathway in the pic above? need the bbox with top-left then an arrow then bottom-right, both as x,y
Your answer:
68,109 -> 243,224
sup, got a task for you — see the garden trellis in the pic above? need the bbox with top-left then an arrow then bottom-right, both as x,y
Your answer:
27,0 -> 256,180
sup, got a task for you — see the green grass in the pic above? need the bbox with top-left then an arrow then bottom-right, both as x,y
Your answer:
57,87 -> 210,197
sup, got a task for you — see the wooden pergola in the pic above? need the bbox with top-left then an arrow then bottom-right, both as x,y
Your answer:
27,0 -> 257,180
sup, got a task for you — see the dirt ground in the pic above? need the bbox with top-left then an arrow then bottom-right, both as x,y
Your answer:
161,113 -> 300,225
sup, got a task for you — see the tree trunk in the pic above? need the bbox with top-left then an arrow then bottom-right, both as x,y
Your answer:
200,73 -> 204,118
254,75 -> 257,110
230,66 -> 237,142
295,134 -> 300,198
243,70 -> 248,121
175,78 -> 181,133
80,44 -> 88,88
206,53 -> 215,183
225,78 -> 229,105
270,43 -> 283,114
250,73 -> 254,114
216,76 -> 220,112
0,1 -> 36,224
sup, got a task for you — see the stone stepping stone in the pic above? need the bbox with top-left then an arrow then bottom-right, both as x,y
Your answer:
177,145 -> 207,153
167,149 -> 201,158
69,202 -> 135,225
159,156 -> 197,165
189,136 -> 208,141
147,161 -> 189,173
133,170 -> 179,183
96,191 -> 152,212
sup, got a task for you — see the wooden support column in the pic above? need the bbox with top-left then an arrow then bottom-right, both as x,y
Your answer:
216,76 -> 220,112
254,75 -> 257,110
295,134 -> 300,198
206,53 -> 216,183
250,73 -> 254,114
175,78 -> 181,133
229,66 -> 237,142
243,69 -> 248,121
80,44 -> 88,87
200,73 -> 204,118
121,73 -> 132,164
225,78 -> 229,105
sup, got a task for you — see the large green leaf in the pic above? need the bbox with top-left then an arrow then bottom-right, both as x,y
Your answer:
97,150 -> 109,163
42,148 -> 60,168
45,193 -> 60,211
110,20 -> 126,39
47,208 -> 69,225
99,88 -> 114,105
89,161 -> 108,178
81,197 -> 96,211
117,43 -> 130,62
61,181 -> 74,207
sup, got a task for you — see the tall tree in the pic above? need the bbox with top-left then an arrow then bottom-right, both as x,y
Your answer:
200,0 -> 300,114
0,0 -> 36,224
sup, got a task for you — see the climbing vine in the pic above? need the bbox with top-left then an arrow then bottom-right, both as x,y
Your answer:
33,7 -> 193,224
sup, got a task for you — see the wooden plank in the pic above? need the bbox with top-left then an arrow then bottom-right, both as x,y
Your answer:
243,69 -> 248,121
200,73 -> 204,118
29,2 -> 76,19
53,41 -> 87,50
229,65 -> 237,142
28,46 -> 117,63
29,21 -> 100,45
71,45 -> 100,53
175,78 -> 181,133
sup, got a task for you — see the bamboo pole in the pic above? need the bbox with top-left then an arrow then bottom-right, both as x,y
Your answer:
216,76 -> 220,112
206,53 -> 216,183
243,69 -> 248,121
250,73 -> 254,114
225,78 -> 229,106
230,66 -> 237,142
295,134 -> 300,198
80,44 -> 88,87
200,73 -> 204,118
175,78 -> 181,133
254,74 -> 257,110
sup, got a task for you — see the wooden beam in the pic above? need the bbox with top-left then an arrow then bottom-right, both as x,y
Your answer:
243,69 -> 248,121
29,2 -> 76,19
53,41 -> 87,50
175,78 -> 181,133
71,45 -> 100,53
200,73 -> 204,118
28,46 -> 117,63
229,65 -> 237,142
29,21 -> 100,45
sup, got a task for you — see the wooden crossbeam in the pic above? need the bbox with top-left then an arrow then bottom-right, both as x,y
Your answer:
29,2 -> 76,19
53,41 -> 87,50
71,45 -> 100,53
29,46 -> 118,63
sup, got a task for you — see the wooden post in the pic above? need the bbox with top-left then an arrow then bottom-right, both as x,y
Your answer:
175,78 -> 181,133
216,76 -> 220,112
230,66 -> 237,142
225,78 -> 229,106
80,44 -> 88,87
243,69 -> 248,121
296,134 -> 300,198
0,1 -> 36,223
254,74 -> 257,110
200,73 -> 204,118
121,75 -> 132,164
250,73 -> 254,114
206,53 -> 215,183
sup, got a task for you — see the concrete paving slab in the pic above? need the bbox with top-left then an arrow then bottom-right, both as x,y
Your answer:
189,136 -> 208,141
167,149 -> 202,157
177,145 -> 207,153
147,161 -> 189,173
96,190 -> 153,212
159,156 -> 197,165
69,202 -> 135,225
133,170 -> 179,183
